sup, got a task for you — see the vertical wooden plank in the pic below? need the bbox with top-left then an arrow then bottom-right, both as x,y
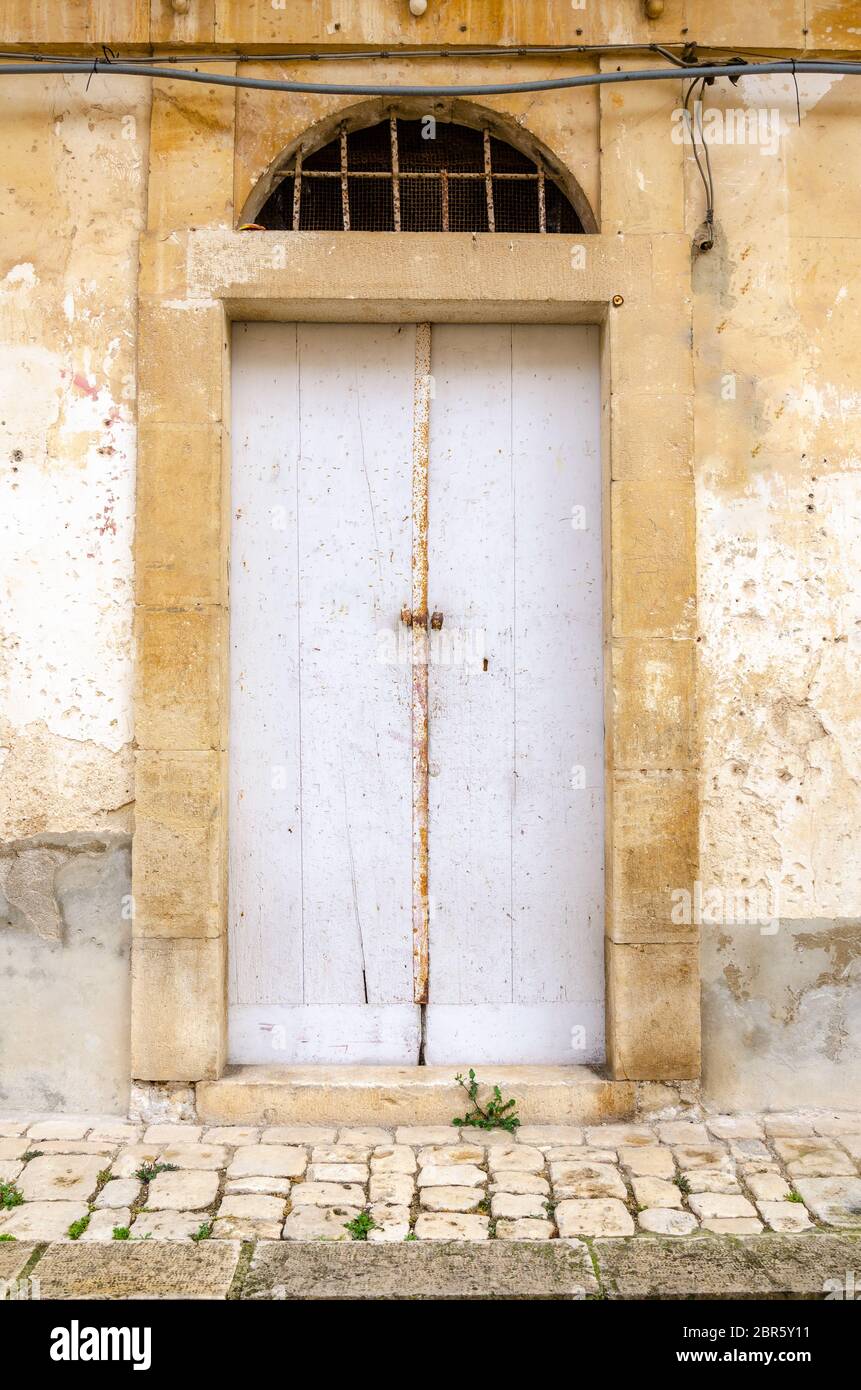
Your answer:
297,323 -> 414,1011
426,324 -> 515,1008
510,325 -> 604,1026
228,323 -> 303,1008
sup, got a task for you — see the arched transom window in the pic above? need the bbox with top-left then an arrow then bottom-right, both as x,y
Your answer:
257,117 -> 584,234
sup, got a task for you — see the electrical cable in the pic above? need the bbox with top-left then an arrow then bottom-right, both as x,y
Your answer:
0,56 -> 860,98
0,44 -> 751,68
684,75 -> 715,246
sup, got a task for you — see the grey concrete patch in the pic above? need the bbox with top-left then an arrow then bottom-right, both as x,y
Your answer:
0,846 -> 65,939
0,836 -> 131,1113
32,1240 -> 242,1299
241,1238 -> 598,1300
0,1241 -> 37,1284
702,917 -> 861,1112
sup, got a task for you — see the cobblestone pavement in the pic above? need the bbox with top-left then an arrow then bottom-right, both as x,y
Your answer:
1,1112 -> 859,1245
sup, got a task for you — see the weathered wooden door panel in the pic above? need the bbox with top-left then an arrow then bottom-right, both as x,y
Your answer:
424,325 -> 604,1064
424,325 -> 516,1007
229,321 -> 603,1066
229,323 -> 417,1063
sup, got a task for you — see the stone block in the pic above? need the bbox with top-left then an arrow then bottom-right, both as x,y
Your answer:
610,773 -> 698,942
414,1213 -> 489,1241
227,1145 -> 307,1179
607,942 -> 700,1079
611,480 -> 696,638
134,607 -> 226,752
131,936 -> 226,1081
611,639 -> 696,771
138,300 -> 225,428
146,1169 -> 220,1211
18,1154 -> 103,1204
33,1239 -> 241,1297
556,1199 -> 635,1237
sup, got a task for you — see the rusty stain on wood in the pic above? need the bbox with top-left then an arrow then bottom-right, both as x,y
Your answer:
390,114 -> 402,232
440,166 -> 449,232
411,321 -> 431,1005
292,146 -> 303,231
483,128 -> 496,232
340,124 -> 350,231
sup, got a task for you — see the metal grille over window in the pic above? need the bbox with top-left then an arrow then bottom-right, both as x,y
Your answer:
258,118 -> 583,233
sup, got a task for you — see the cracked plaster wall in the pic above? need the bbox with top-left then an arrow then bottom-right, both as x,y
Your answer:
693,74 -> 861,1108
0,75 -> 149,1110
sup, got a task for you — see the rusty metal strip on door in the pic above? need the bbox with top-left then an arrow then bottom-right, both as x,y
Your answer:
410,322 -> 431,1004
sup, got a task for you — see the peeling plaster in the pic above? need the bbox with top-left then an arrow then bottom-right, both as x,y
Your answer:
0,76 -> 149,843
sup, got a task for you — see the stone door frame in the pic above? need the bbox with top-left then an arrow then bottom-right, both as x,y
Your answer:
131,224 -> 699,1085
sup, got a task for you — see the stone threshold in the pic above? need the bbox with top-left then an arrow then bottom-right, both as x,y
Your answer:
196,1064 -> 636,1126
6,1234 -> 860,1300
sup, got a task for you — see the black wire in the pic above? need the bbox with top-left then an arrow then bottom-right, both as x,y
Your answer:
0,43 -> 705,68
698,80 -> 715,222
0,56 -> 859,98
0,43 -> 842,70
683,76 -> 716,234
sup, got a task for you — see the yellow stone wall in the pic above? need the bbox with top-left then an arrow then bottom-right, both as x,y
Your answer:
1,1 -> 859,1109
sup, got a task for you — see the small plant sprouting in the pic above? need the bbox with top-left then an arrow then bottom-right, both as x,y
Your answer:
21,1150 -> 43,1161
452,1069 -> 520,1134
97,1168 -> 112,1187
112,1226 -> 131,1240
0,1233 -> 17,1241
785,1190 -> 804,1203
476,1197 -> 490,1215
674,1174 -> 691,1195
68,1214 -> 91,1241
404,1231 -> 417,1241
344,1210 -> 378,1241
134,1162 -> 178,1184
191,1222 -> 212,1242
0,1181 -> 24,1211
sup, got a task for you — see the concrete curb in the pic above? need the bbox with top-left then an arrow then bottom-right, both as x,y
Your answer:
4,1233 -> 859,1300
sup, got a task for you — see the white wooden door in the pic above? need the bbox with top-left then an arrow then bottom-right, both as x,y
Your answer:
425,326 -> 604,1063
228,322 -> 603,1065
229,323 -> 417,1063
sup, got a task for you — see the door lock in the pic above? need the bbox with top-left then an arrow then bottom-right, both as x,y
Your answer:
401,607 -> 444,629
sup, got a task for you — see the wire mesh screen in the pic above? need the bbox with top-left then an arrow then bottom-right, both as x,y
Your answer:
258,118 -> 584,234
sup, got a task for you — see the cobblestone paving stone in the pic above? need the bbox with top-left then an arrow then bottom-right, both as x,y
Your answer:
0,1111 -> 859,1245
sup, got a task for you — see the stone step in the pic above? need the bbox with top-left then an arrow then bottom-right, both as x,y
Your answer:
25,1233 -> 861,1301
197,1064 -> 636,1127
243,1233 -> 861,1301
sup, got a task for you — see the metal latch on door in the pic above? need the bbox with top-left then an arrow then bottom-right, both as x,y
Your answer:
401,606 -> 444,629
